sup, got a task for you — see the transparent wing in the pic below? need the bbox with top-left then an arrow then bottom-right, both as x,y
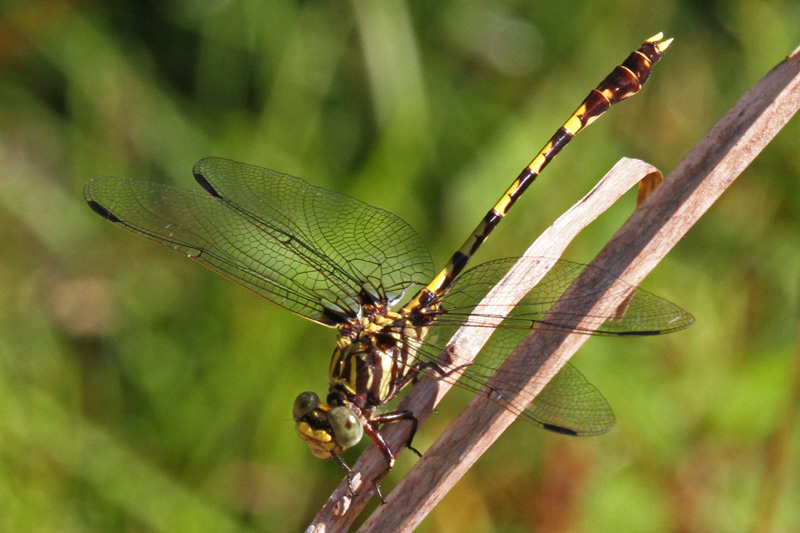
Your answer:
434,257 -> 694,335
192,158 -> 433,305
404,329 -> 616,435
401,257 -> 693,435
84,158 -> 433,325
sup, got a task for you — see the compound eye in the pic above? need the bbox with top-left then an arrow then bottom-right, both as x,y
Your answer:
328,407 -> 363,449
293,391 -> 320,420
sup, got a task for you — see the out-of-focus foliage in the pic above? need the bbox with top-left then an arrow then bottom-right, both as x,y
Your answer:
1,1 -> 799,531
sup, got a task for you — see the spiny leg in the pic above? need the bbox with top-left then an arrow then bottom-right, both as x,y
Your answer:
371,410 -> 423,457
361,410 -> 423,503
331,453 -> 359,498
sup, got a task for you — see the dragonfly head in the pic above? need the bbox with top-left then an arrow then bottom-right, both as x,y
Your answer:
293,391 -> 364,459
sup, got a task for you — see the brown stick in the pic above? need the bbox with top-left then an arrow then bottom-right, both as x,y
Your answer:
311,44 -> 800,532
308,158 -> 661,530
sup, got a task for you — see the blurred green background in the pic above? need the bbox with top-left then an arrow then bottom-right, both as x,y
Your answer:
2,1 -> 799,531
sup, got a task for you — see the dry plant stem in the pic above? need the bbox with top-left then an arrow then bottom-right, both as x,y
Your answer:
313,44 -> 800,532
358,43 -> 800,533
308,158 -> 660,531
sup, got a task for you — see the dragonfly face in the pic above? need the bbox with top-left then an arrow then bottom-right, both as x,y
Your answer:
294,310 -> 423,467
293,391 -> 364,459
84,34 -> 690,499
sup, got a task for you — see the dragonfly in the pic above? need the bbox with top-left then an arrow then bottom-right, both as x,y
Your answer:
84,33 -> 692,498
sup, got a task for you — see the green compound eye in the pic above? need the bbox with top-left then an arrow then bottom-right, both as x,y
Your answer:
293,391 -> 320,420
328,406 -> 363,449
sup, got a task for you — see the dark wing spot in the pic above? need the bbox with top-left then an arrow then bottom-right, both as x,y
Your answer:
542,423 -> 579,436
86,200 -> 122,223
193,171 -> 221,198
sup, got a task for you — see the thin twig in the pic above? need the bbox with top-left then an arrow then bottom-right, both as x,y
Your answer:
311,43 -> 800,532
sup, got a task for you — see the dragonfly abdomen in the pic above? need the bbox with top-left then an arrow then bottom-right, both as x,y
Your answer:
403,34 -> 672,314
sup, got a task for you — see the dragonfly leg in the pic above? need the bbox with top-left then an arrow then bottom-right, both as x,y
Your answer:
396,358 -> 466,392
371,410 -> 422,457
331,453 -> 359,497
413,358 -> 473,383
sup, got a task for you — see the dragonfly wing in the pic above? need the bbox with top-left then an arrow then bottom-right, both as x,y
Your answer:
462,327 -> 615,434
409,256 -> 693,434
438,257 -> 694,335
192,157 -> 434,305
86,176 -> 363,324
412,328 -> 615,435
527,359 -> 616,434
85,159 -> 435,325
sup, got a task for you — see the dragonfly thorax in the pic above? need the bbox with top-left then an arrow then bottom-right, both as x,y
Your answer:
329,316 -> 411,408
293,304 -> 429,463
294,307 -> 422,461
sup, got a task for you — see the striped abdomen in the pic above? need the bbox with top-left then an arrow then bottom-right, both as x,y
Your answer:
404,33 -> 672,314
